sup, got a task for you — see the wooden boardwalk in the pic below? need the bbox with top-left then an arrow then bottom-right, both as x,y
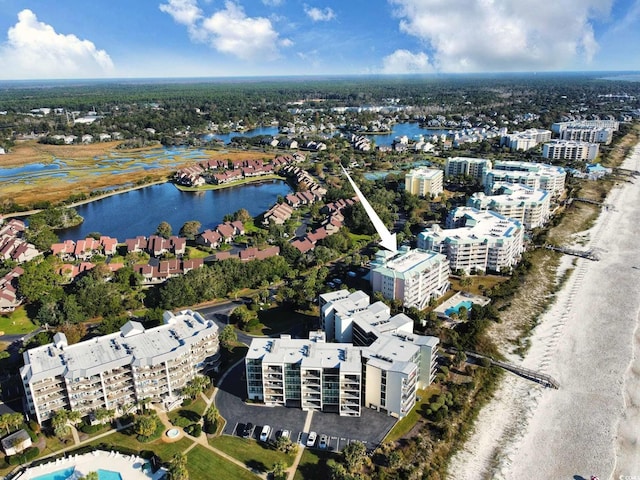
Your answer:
463,351 -> 560,389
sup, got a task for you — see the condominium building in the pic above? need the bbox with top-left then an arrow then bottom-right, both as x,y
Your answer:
370,246 -> 450,310
21,310 -> 220,424
418,207 -> 524,274
247,290 -> 440,418
500,128 -> 552,151
483,161 -> 566,197
467,183 -> 551,229
246,332 -> 363,417
444,157 -> 492,181
542,139 -> 599,161
552,121 -> 619,145
404,167 -> 444,198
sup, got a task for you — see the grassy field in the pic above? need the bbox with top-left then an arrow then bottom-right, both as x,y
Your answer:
187,444 -> 259,480
248,306 -> 315,336
449,274 -> 507,296
293,449 -> 340,480
85,430 -> 192,462
0,308 -> 37,335
209,435 -> 295,473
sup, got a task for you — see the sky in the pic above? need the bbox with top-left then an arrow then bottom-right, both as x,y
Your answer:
0,0 -> 638,80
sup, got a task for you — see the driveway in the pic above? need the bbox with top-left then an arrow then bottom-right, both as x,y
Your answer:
215,360 -> 397,452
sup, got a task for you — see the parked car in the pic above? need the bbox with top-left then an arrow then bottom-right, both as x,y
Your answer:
260,425 -> 271,442
242,422 -> 254,438
306,431 -> 317,447
318,434 -> 328,449
280,429 -> 291,440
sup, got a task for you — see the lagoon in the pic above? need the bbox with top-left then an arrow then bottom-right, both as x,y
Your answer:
363,122 -> 448,146
57,180 -> 292,241
203,126 -> 280,144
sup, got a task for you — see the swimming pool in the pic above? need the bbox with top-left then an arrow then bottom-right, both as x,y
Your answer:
32,468 -> 75,480
445,300 -> 474,317
97,470 -> 123,480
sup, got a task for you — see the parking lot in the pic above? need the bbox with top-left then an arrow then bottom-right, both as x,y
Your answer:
215,361 -> 397,452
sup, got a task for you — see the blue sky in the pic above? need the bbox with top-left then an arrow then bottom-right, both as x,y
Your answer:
0,0 -> 638,80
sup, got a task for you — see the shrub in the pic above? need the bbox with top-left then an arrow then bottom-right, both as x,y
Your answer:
185,423 -> 202,437
7,447 -> 40,465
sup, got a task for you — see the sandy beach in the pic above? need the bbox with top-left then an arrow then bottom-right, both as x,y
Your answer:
449,140 -> 640,480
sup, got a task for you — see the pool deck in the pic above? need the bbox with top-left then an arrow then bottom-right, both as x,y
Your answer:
16,450 -> 166,480
434,291 -> 491,319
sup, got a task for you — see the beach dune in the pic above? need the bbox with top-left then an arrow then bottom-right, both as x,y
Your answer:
450,141 -> 640,480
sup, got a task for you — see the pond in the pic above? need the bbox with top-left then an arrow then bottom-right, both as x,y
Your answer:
56,180 -> 292,241
202,126 -> 280,144
362,123 -> 449,146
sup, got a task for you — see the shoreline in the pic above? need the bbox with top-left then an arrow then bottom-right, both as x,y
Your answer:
3,175 -> 287,219
449,140 -> 640,479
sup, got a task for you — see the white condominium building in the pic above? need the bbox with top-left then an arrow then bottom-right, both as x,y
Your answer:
551,120 -> 619,133
248,289 -> 440,418
405,167 -> 444,197
552,120 -> 618,145
418,207 -> 524,274
21,310 -> 220,424
362,333 -> 439,418
484,161 -> 566,197
542,139 -> 599,161
468,183 -> 551,229
246,332 -> 363,417
444,157 -> 492,181
370,246 -> 450,310
500,128 -> 552,151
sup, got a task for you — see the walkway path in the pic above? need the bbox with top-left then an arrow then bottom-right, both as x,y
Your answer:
286,410 -> 314,480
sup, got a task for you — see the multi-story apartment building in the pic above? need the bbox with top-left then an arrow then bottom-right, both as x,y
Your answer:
246,332 -> 363,416
542,139 -> 599,161
484,161 -> 566,197
418,207 -> 524,274
404,167 -> 444,198
370,246 -> 450,310
500,128 -> 552,151
467,183 -> 551,229
552,121 -> 619,145
21,310 -> 220,424
444,157 -> 492,181
248,290 -> 440,418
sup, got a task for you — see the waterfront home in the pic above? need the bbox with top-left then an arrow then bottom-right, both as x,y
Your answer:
0,219 -> 40,264
262,203 -> 294,225
0,266 -> 23,313
195,229 -> 223,248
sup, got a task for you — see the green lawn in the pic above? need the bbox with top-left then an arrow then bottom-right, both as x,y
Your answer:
185,246 -> 210,259
0,308 -> 37,335
293,449 -> 340,480
85,430 -> 192,462
209,435 -> 295,473
187,445 -> 259,480
249,306 -> 314,336
385,386 -> 439,443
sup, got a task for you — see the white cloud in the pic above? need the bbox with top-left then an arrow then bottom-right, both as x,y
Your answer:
262,0 -> 284,6
388,0 -> 613,72
0,9 -> 114,80
160,0 -> 290,61
159,0 -> 202,26
304,5 -> 336,22
382,49 -> 433,73
202,2 -> 289,60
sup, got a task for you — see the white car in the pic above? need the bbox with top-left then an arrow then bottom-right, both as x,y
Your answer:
280,429 -> 291,440
259,425 -> 271,442
318,434 -> 328,449
306,431 -> 317,447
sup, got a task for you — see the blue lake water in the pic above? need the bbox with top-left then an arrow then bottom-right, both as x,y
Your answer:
56,180 -> 292,241
363,123 -> 448,146
203,126 -> 280,144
